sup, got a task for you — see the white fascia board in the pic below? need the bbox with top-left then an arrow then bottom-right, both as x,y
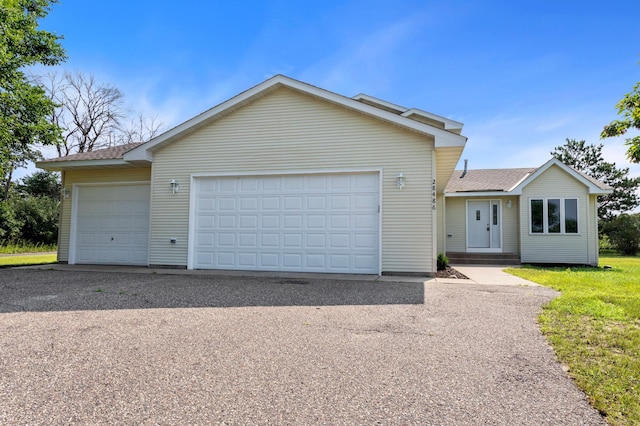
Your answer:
125,75 -> 467,162
351,93 -> 408,114
511,157 -> 613,195
122,148 -> 153,162
401,108 -> 464,131
36,159 -> 131,171
445,191 -> 509,198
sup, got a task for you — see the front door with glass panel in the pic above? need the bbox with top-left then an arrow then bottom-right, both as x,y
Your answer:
467,200 -> 501,251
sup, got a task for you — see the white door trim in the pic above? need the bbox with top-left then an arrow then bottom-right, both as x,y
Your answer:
465,199 -> 503,253
187,169 -> 382,273
69,181 -> 151,265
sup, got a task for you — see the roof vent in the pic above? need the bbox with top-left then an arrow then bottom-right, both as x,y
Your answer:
460,159 -> 468,178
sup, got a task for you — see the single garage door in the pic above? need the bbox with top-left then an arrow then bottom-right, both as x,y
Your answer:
192,173 -> 379,273
74,184 -> 150,265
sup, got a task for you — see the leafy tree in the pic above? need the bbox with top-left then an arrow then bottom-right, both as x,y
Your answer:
0,0 -> 66,198
0,171 -> 60,245
602,214 -> 640,256
602,80 -> 640,163
0,198 -> 23,242
551,139 -> 640,221
14,170 -> 60,198
13,195 -> 58,244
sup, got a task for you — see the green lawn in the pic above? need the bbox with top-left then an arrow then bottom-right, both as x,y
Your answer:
0,253 -> 57,267
507,256 -> 640,426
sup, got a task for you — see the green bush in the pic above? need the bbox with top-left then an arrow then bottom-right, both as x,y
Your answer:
0,196 -> 59,245
437,253 -> 449,271
0,200 -> 23,242
603,214 -> 640,256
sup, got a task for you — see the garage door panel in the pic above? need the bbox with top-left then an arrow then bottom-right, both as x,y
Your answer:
193,173 -> 379,273
330,215 -> 349,228
283,253 -> 302,268
219,180 -> 237,192
241,178 -> 259,191
219,216 -> 236,228
217,252 -> 235,266
261,233 -> 279,247
330,175 -> 350,190
306,234 -> 325,248
217,233 -> 235,246
262,215 -> 279,228
306,254 -> 325,268
239,252 -> 257,267
198,215 -> 214,229
262,177 -> 280,191
284,176 -> 304,190
239,216 -> 258,228
74,185 -> 149,266
355,194 -> 377,209
354,214 -> 377,229
329,255 -> 350,269
284,196 -> 303,210
260,253 -> 279,267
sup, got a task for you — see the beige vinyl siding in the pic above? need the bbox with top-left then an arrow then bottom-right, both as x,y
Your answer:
444,196 -> 519,254
502,197 -> 519,254
444,197 -> 466,252
150,87 -> 436,272
520,165 -> 592,264
57,168 -> 151,262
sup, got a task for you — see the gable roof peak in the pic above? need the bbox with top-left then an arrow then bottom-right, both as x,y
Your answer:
123,74 -> 467,162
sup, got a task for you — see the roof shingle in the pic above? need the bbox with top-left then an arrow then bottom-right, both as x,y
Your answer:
445,168 -> 536,192
38,142 -> 145,163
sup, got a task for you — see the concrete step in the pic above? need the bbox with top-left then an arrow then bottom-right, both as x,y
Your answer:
445,252 -> 521,266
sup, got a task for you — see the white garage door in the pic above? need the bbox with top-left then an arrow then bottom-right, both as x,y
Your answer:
74,184 -> 150,265
192,173 -> 379,273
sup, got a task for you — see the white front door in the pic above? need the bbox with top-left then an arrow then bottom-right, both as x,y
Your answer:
467,200 -> 502,252
191,172 -> 380,273
468,201 -> 490,248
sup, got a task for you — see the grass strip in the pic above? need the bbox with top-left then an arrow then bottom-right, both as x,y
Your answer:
0,253 -> 57,267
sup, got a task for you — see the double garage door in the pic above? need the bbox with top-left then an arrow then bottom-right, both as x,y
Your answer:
192,173 -> 380,274
74,184 -> 150,265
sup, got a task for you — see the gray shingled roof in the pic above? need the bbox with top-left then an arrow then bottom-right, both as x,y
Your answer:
445,168 -> 536,192
446,165 -> 612,193
39,142 -> 145,163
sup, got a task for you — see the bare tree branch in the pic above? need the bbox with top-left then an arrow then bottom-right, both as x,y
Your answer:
36,71 -> 164,156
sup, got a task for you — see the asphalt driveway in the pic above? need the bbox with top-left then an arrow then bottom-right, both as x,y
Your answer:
0,269 -> 605,425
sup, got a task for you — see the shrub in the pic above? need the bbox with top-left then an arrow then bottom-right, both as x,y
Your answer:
0,196 -> 59,245
437,253 -> 449,271
0,199 -> 24,242
14,196 -> 59,245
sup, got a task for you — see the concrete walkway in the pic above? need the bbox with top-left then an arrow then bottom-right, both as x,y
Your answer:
439,265 -> 540,286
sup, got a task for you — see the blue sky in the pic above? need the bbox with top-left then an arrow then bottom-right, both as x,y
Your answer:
25,0 -> 640,180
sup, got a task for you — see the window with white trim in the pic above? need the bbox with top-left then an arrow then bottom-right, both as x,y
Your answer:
530,198 -> 579,234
